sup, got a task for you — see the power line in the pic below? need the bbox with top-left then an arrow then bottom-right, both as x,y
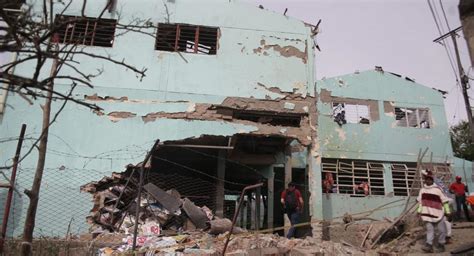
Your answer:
438,0 -> 452,31
427,0 -> 444,34
436,0 -> 458,70
427,0 -> 460,83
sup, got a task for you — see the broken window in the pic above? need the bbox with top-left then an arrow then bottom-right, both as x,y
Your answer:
332,103 -> 370,125
395,107 -> 430,128
155,23 -> 218,55
391,163 -> 417,196
232,110 -> 302,127
321,159 -> 385,196
54,15 -> 117,47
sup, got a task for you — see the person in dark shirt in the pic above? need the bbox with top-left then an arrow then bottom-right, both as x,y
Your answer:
280,182 -> 304,238
449,176 -> 471,221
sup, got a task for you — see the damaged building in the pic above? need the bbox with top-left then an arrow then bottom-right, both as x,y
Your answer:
316,69 -> 473,222
0,0 -> 472,246
0,0 -> 318,238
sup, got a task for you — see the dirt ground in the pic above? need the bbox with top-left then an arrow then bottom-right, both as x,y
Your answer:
327,218 -> 474,255
3,220 -> 472,255
407,221 -> 474,255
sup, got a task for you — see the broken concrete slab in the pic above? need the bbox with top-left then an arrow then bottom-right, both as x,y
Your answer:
143,183 -> 182,213
182,198 -> 209,229
208,218 -> 245,235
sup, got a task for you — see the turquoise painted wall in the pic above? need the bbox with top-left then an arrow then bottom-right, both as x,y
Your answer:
17,0 -> 315,100
314,71 -> 473,221
317,71 -> 453,163
0,0 -> 316,236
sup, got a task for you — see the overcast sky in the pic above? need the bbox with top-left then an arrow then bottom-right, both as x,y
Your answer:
246,0 -> 472,126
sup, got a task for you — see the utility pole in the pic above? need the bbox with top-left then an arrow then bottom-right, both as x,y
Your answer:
434,26 -> 474,142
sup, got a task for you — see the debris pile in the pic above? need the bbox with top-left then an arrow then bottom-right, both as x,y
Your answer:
81,178 -> 249,254
82,178 -> 368,255
96,232 -> 368,255
81,179 -> 241,236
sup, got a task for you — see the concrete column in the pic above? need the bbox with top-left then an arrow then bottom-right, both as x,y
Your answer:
240,197 -> 246,227
267,168 -> 274,230
284,147 -> 292,236
308,149 -> 323,241
215,150 -> 225,218
255,187 -> 261,230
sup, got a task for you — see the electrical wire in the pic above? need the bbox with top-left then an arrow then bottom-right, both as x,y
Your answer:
436,0 -> 459,78
152,155 -> 249,186
438,0 -> 452,31
427,0 -> 460,84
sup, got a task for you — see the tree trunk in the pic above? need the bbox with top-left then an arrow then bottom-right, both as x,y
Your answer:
20,53 -> 58,256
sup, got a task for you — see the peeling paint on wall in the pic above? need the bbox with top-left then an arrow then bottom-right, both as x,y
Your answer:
107,112 -> 136,122
384,101 -> 395,115
253,39 -> 308,63
90,95 -> 317,146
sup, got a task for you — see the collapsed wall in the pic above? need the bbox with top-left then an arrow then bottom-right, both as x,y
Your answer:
80,91 -> 318,239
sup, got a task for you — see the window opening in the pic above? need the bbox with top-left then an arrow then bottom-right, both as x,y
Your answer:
391,163 -> 416,196
155,23 -> 218,55
54,15 -> 117,47
229,110 -> 302,127
332,103 -> 370,125
321,159 -> 385,196
395,107 -> 430,129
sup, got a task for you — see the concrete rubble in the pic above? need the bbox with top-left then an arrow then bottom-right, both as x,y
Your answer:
95,232 -> 368,256
82,178 -> 368,255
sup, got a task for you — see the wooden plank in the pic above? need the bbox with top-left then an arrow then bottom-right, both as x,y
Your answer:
360,224 -> 373,247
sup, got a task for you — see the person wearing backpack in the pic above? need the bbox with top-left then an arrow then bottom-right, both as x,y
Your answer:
280,182 -> 304,238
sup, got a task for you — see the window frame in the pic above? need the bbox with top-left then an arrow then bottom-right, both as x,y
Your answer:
321,159 -> 385,196
54,14 -> 117,47
394,107 -> 431,129
155,23 -> 218,55
390,163 -> 417,196
332,102 -> 371,124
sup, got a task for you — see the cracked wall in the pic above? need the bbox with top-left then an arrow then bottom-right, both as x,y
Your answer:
85,87 -> 316,146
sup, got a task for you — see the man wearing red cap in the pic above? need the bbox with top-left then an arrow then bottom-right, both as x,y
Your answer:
449,176 -> 472,221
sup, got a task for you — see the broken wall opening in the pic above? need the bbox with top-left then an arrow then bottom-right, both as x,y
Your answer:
273,166 -> 311,238
81,134 -> 299,235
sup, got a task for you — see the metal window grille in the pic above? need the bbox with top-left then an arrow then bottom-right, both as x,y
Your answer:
155,23 -> 218,55
321,159 -> 385,195
54,15 -> 117,47
391,163 -> 417,196
332,103 -> 370,124
395,107 -> 431,129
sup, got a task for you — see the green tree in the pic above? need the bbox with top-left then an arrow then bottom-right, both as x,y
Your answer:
450,121 -> 474,161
